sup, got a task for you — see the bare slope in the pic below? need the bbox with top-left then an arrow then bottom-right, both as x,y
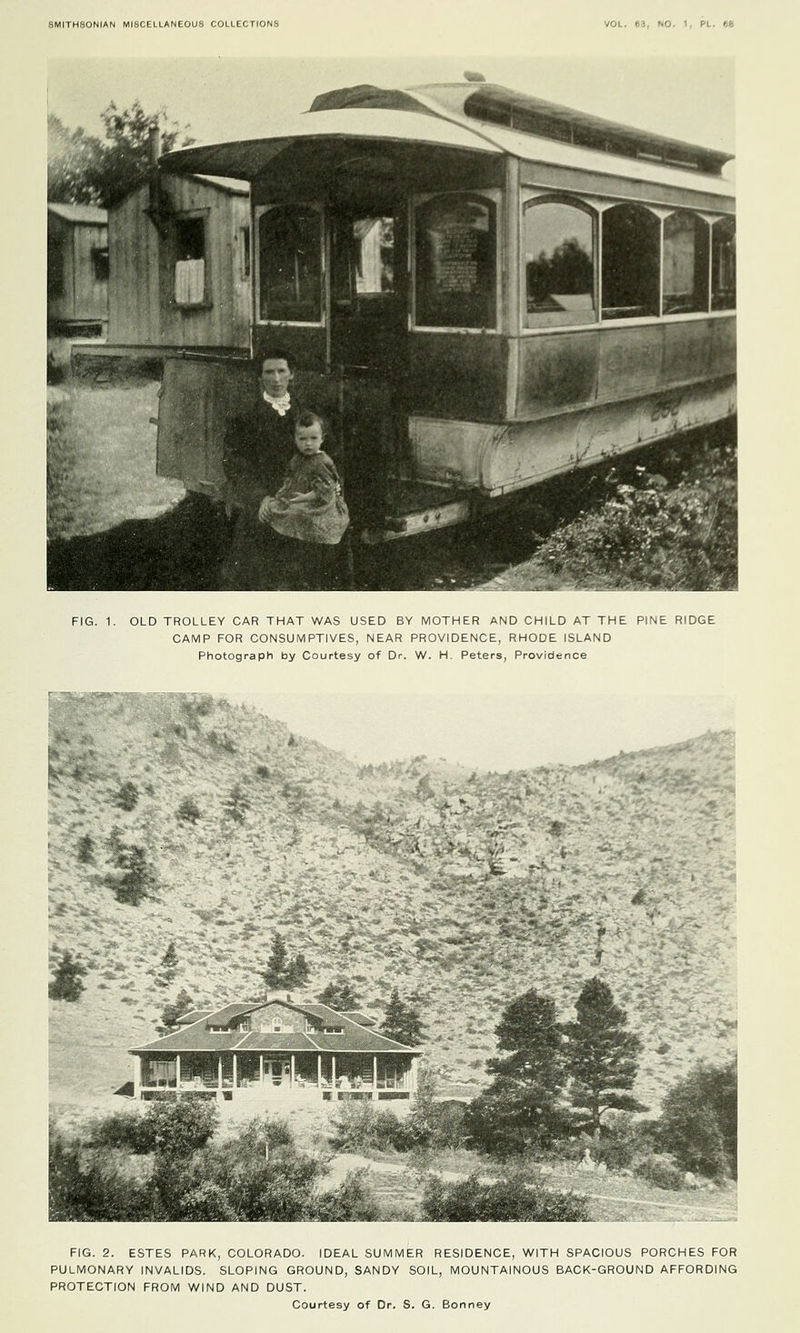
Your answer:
49,694 -> 735,1109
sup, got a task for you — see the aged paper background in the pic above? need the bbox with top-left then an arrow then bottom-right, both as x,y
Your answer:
3,0 -> 796,1329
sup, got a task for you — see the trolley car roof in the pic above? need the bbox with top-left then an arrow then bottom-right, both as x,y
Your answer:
160,84 -> 734,200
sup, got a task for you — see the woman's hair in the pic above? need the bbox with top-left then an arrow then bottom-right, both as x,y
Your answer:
296,409 -> 325,433
260,346 -> 294,370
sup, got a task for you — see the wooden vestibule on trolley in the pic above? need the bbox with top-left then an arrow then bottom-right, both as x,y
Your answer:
155,77 -> 736,543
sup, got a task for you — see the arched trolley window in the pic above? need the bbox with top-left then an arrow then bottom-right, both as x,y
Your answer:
662,211 -> 710,315
601,203 -> 660,320
523,198 -> 596,328
413,193 -> 498,330
257,204 -> 323,324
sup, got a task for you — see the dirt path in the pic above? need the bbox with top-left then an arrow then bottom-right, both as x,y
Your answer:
324,1153 -> 736,1222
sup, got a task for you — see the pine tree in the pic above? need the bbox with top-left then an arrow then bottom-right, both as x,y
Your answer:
382,988 -> 424,1045
223,783 -> 250,824
114,780 -> 139,811
318,978 -> 360,1010
464,987 -> 567,1156
159,942 -> 178,984
287,952 -> 310,988
76,833 -> 95,864
564,977 -> 645,1133
262,933 -> 290,990
160,987 -> 195,1031
113,845 -> 157,905
49,951 -> 87,1001
177,795 -> 201,824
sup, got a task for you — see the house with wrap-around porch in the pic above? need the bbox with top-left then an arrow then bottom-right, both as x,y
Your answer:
130,995 -> 421,1102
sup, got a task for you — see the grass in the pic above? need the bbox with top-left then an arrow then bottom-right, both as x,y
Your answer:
47,378 -> 183,541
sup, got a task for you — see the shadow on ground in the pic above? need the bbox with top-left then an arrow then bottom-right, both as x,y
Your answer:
48,495 -> 228,591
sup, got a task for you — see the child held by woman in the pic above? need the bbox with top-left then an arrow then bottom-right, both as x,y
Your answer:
258,411 -> 350,589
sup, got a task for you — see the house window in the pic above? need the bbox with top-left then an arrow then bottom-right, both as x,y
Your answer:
91,246 -> 109,282
601,203 -> 660,319
323,1025 -> 344,1034
414,193 -> 497,329
272,1017 -> 283,1032
662,212 -> 709,314
174,215 -> 206,306
258,205 -> 322,323
237,1016 -> 251,1032
523,198 -> 595,327
711,217 -> 736,310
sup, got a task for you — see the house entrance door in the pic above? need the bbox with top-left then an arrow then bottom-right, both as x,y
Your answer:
264,1059 -> 290,1088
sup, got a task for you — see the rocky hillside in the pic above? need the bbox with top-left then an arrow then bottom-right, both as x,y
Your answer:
49,693 -> 736,1110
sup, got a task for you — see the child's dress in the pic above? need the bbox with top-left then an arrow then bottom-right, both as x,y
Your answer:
261,451 -> 349,545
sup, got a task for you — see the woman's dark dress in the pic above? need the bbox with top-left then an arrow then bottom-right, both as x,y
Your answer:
221,397 -> 298,590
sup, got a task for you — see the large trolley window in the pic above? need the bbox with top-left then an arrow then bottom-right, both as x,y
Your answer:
413,192 -> 498,330
256,204 -> 323,324
523,198 -> 596,328
601,203 -> 661,320
662,211 -> 710,315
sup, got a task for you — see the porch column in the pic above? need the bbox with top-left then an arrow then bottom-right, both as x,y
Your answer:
133,1055 -> 141,1100
175,1053 -> 181,1096
290,1054 -> 296,1087
232,1052 -> 237,1095
317,1054 -> 322,1089
372,1055 -> 378,1101
331,1054 -> 337,1097
217,1055 -> 222,1091
410,1056 -> 419,1097
259,1054 -> 264,1086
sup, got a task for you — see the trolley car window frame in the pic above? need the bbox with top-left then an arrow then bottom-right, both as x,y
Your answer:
600,202 -> 661,321
710,216 -> 736,311
254,202 -> 325,327
661,210 -> 711,316
522,194 -> 598,329
411,190 -> 502,334
518,188 -> 734,334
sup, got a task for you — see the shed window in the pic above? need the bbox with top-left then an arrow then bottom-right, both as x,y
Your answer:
414,193 -> 497,329
523,199 -> 595,327
711,218 -> 736,310
174,216 -> 206,306
91,246 -> 109,282
47,235 -> 64,297
601,203 -> 660,319
258,205 -> 322,323
662,212 -> 709,314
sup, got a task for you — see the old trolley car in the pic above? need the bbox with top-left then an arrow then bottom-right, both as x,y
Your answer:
156,78 -> 736,542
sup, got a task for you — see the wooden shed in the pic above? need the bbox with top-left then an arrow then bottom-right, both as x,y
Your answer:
47,202 -> 108,336
107,172 -> 250,354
